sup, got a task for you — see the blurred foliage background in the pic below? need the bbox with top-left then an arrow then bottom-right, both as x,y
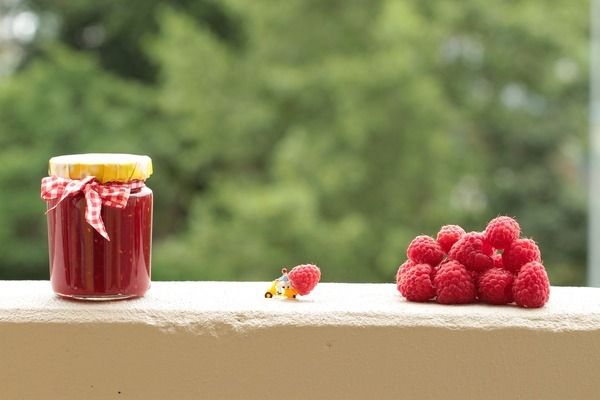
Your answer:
0,0 -> 589,284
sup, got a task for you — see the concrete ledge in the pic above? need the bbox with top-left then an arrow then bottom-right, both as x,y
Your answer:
0,282 -> 599,399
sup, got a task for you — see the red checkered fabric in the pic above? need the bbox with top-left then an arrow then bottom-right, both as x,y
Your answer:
41,176 -> 145,241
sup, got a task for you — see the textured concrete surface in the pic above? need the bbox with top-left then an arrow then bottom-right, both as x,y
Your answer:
0,282 -> 599,399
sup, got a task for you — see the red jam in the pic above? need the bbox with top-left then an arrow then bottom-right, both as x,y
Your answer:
46,186 -> 153,300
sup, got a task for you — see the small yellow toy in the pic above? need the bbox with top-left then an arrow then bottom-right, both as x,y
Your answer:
264,264 -> 321,299
264,267 -> 299,299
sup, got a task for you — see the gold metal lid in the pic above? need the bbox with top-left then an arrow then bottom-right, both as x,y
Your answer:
49,153 -> 153,183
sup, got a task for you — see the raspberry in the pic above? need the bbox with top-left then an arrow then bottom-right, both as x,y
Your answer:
397,263 -> 435,302
513,262 -> 550,308
502,238 -> 541,273
407,235 -> 445,266
433,260 -> 476,304
478,268 -> 514,305
492,253 -> 503,268
396,260 -> 416,283
436,225 -> 466,253
448,232 -> 493,272
484,216 -> 520,250
288,264 -> 321,295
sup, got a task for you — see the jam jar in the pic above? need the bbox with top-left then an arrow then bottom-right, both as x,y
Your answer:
42,154 -> 153,300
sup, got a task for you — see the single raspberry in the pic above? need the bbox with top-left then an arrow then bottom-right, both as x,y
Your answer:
407,235 -> 445,266
484,216 -> 520,250
448,232 -> 493,272
478,268 -> 514,305
397,263 -> 435,302
492,253 -> 504,268
288,264 -> 321,295
513,262 -> 550,308
502,238 -> 541,273
396,260 -> 415,283
436,225 -> 466,253
433,260 -> 476,304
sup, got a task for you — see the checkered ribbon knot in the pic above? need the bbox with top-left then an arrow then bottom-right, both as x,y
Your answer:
41,176 -> 144,241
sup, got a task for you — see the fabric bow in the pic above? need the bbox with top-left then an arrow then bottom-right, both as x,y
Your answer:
41,176 -> 144,241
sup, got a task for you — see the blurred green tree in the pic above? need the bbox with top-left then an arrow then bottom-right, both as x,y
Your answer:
0,0 -> 589,284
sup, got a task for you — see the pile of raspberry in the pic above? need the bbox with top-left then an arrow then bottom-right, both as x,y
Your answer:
396,216 -> 550,308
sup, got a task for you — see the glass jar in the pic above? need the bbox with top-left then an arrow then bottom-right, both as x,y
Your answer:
42,154 -> 153,300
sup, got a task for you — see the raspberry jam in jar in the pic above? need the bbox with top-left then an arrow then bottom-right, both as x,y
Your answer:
41,154 -> 153,300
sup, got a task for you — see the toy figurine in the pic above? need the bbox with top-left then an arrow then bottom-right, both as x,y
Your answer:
276,267 -> 290,293
264,264 -> 321,299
